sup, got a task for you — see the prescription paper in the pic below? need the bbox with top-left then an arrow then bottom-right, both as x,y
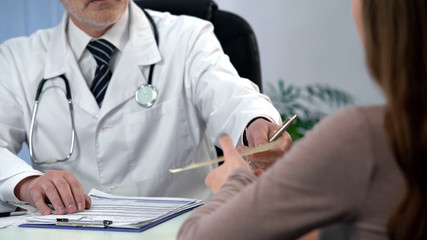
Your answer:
169,138 -> 284,173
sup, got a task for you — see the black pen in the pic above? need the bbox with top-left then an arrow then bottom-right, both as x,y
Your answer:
0,207 -> 27,217
269,114 -> 298,142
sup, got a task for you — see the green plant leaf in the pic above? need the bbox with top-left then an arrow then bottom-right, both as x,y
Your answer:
272,80 -> 354,141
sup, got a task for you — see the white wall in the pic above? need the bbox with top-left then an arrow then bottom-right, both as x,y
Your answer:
214,0 -> 385,106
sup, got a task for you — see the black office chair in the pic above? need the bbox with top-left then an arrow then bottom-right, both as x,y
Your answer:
134,0 -> 262,157
134,0 -> 263,92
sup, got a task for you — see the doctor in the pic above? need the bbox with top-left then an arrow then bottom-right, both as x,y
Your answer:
0,0 -> 291,215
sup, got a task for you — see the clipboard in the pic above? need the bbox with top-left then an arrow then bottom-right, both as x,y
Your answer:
19,206 -> 198,233
19,188 -> 203,233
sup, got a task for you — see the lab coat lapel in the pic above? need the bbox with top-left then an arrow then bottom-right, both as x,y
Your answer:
43,14 -> 100,117
100,4 -> 161,117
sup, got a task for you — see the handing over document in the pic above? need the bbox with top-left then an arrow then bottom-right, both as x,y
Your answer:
21,189 -> 203,230
169,138 -> 284,173
169,114 -> 297,173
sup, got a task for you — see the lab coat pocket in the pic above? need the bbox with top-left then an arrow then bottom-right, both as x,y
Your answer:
124,97 -> 195,182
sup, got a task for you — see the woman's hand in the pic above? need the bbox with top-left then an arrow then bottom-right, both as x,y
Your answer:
205,135 -> 252,194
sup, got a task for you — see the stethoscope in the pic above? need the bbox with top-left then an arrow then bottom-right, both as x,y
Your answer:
29,9 -> 159,164
135,9 -> 159,108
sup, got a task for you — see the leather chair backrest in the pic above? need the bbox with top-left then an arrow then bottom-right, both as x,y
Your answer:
134,0 -> 263,91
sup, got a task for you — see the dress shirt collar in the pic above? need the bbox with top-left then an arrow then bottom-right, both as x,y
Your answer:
67,4 -> 130,60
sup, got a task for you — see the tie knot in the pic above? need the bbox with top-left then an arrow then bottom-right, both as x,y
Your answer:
87,39 -> 116,66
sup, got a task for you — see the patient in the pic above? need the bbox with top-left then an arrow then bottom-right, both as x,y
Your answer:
177,0 -> 427,239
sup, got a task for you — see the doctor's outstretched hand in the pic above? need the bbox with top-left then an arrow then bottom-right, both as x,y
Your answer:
14,170 -> 91,215
244,118 -> 292,170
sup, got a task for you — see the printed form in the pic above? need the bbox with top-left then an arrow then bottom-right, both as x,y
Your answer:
22,188 -> 203,229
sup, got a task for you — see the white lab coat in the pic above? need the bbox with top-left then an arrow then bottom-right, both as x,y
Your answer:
0,2 -> 280,202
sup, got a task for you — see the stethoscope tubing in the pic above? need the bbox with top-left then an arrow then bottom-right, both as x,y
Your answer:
142,9 -> 159,86
29,74 -> 76,164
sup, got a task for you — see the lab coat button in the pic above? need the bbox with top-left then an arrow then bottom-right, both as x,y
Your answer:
107,186 -> 116,192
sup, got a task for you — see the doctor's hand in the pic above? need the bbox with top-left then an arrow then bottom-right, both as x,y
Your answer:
14,170 -> 91,215
245,118 -> 292,170
205,135 -> 254,194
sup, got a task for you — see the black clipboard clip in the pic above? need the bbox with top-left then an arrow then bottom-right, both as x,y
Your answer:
56,218 -> 113,228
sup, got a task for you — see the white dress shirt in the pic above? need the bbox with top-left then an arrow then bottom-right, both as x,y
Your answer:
67,6 -> 130,87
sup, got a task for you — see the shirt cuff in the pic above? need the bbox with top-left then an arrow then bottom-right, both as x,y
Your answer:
240,115 -> 276,146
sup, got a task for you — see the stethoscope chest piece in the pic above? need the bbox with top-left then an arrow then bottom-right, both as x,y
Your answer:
135,84 -> 158,107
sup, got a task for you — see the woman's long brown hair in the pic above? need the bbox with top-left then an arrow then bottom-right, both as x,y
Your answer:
362,0 -> 427,239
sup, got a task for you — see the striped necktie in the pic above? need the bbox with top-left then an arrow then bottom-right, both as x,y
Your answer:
87,39 -> 116,107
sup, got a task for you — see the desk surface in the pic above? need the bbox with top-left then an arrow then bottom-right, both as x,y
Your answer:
0,211 -> 190,240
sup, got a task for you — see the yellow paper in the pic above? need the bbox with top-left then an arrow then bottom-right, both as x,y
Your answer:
169,138 -> 284,173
